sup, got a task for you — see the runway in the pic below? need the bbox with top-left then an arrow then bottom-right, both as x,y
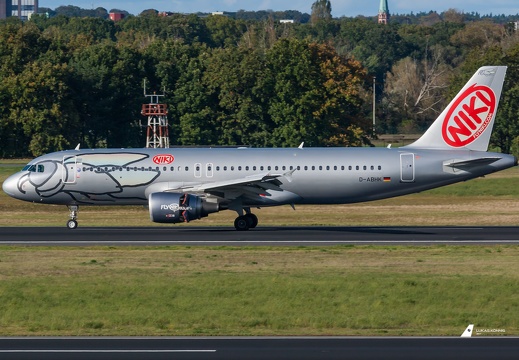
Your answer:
1,228 -> 518,359
1,226 -> 519,246
1,337 -> 519,360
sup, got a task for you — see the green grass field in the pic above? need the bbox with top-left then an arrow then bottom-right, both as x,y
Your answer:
0,246 -> 518,336
1,162 -> 519,336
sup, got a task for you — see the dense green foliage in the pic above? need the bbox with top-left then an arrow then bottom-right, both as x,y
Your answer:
0,9 -> 519,157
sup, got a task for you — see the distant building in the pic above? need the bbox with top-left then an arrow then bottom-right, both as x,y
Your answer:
378,0 -> 390,24
0,0 -> 10,19
158,11 -> 175,17
280,19 -> 294,24
0,0 -> 38,20
211,11 -> 224,16
109,12 -> 125,21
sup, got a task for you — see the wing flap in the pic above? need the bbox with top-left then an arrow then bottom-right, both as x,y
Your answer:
183,172 -> 276,192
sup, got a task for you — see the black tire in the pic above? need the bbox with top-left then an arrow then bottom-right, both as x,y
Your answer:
244,213 -> 258,228
67,220 -> 78,229
234,216 -> 250,231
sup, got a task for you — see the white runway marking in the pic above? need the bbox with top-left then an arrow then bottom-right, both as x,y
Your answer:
0,349 -> 216,353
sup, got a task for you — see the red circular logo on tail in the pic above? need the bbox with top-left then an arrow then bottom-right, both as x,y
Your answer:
441,84 -> 496,148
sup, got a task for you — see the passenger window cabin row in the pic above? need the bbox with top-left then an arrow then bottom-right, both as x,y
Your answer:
80,165 -> 383,172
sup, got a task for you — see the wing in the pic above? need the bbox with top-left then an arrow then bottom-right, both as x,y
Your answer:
163,169 -> 301,205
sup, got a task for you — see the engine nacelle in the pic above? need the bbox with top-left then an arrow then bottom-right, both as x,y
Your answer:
149,192 -> 219,223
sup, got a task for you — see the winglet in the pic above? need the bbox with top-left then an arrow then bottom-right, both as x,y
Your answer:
461,324 -> 474,337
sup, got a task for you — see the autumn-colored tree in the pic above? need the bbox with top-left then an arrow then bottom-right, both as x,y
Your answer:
265,39 -> 367,147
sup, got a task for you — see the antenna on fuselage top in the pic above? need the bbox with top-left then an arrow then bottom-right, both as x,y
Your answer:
75,144 -> 81,150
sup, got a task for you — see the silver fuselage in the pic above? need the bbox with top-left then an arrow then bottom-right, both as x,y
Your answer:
3,147 -> 516,207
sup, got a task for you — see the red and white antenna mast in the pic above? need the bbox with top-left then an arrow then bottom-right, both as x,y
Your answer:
142,80 -> 169,148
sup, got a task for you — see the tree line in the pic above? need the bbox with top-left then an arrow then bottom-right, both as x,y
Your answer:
0,8 -> 518,158
41,5 -> 518,25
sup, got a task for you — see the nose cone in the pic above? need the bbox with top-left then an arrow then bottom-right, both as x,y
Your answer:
2,173 -> 20,198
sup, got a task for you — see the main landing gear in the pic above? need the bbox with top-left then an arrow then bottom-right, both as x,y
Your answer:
64,204 -> 259,231
234,212 -> 258,231
67,205 -> 79,229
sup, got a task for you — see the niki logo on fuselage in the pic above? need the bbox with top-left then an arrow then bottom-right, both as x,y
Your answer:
442,83 -> 496,147
152,154 -> 174,165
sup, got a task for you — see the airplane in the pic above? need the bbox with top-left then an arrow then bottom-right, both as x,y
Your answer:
2,66 -> 517,231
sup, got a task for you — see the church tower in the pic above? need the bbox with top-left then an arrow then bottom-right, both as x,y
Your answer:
378,0 -> 390,24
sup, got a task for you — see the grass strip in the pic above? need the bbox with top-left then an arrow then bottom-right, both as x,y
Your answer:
0,246 -> 517,336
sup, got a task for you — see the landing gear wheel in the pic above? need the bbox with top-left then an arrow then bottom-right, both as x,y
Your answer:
67,205 -> 79,229
67,219 -> 78,229
234,216 -> 250,231
244,213 -> 258,228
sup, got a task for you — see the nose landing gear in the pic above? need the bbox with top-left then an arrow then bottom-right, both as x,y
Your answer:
67,205 -> 78,229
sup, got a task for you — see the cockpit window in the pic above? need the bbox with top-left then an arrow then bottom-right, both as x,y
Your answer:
22,164 -> 44,172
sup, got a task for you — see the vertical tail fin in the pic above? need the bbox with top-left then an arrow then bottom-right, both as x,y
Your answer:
406,66 -> 507,151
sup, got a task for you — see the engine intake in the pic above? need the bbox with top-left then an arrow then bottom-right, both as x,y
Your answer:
149,192 -> 219,223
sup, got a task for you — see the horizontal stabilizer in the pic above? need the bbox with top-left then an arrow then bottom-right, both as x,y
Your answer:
444,157 -> 500,169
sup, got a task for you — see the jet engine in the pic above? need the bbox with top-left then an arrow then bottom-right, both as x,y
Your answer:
149,192 -> 219,223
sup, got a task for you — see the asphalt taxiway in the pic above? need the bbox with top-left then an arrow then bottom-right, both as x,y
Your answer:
1,226 -> 519,246
1,337 -> 519,360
